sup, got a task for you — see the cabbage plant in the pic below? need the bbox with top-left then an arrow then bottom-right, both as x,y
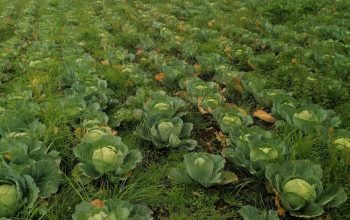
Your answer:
227,126 -> 273,150
182,77 -> 219,101
72,199 -> 153,220
181,77 -> 224,113
255,89 -> 293,108
73,136 -> 142,183
223,126 -> 283,174
143,92 -> 187,117
331,129 -> 350,164
271,93 -> 298,122
291,105 -> 341,133
0,137 -> 61,198
81,119 -> 113,141
239,206 -> 279,220
223,138 -> 286,175
169,152 -> 238,188
213,107 -> 253,134
197,93 -> 225,114
265,160 -> 347,218
113,89 -> 187,126
135,116 -> 197,150
0,168 -> 39,218
161,60 -> 195,85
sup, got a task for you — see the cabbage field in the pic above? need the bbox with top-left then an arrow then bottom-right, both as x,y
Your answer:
1,0 -> 350,219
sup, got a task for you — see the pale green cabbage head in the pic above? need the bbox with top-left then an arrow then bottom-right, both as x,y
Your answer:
87,211 -> 108,220
154,102 -> 171,111
0,184 -> 18,214
85,129 -> 106,141
92,146 -> 123,173
294,110 -> 316,122
283,179 -> 317,202
195,85 -> 208,90
249,147 -> 279,162
334,138 -> 350,150
194,157 -> 206,166
206,98 -> 219,106
158,121 -> 174,130
222,115 -> 241,126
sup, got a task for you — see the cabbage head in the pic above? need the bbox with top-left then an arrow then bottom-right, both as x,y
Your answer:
265,160 -> 347,218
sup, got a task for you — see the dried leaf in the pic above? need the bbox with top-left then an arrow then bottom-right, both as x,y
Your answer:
175,91 -> 187,98
328,128 -> 334,134
136,48 -> 143,55
125,80 -> 134,87
197,97 -> 209,114
3,152 -> 13,160
224,46 -> 232,57
74,128 -> 82,136
233,78 -> 244,93
208,20 -> 215,28
253,109 -> 275,123
273,189 -> 286,217
101,59 -> 109,65
154,72 -> 165,82
215,131 -> 225,142
194,64 -> 201,73
206,142 -> 213,153
127,171 -> 133,177
177,23 -> 185,31
91,199 -> 105,208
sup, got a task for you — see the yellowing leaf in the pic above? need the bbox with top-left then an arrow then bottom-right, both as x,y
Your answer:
192,191 -> 201,197
208,20 -> 215,28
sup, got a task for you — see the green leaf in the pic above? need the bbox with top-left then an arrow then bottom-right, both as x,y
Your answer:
180,123 -> 193,137
316,184 -> 347,208
24,160 -> 61,198
168,168 -> 195,185
290,202 -> 324,218
220,171 -> 238,185
239,205 -> 279,220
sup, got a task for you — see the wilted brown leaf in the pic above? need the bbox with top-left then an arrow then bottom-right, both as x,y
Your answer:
101,59 -> 109,65
194,64 -> 201,73
273,189 -> 286,217
206,142 -> 213,153
136,48 -> 143,55
233,78 -> 244,93
215,131 -> 225,142
253,109 -> 275,123
154,72 -> 165,82
197,97 -> 213,114
91,199 -> 105,208
175,91 -> 187,98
